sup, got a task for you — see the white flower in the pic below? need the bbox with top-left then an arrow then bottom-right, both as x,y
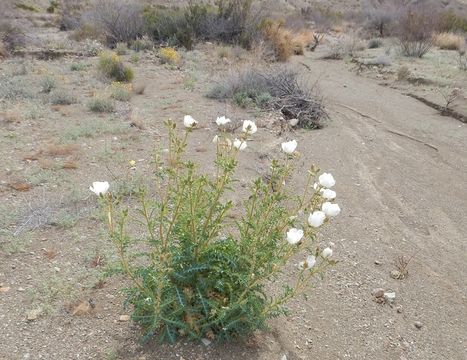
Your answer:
233,138 -> 247,151
308,211 -> 326,228
322,202 -> 341,217
319,172 -> 335,188
183,115 -> 198,128
299,255 -> 316,270
281,140 -> 297,154
242,120 -> 257,134
286,228 -> 304,245
89,181 -> 109,196
320,188 -> 337,200
216,116 -> 231,126
313,182 -> 319,190
213,135 -> 220,143
321,247 -> 333,258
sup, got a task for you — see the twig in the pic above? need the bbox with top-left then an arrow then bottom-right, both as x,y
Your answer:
385,129 -> 438,151
335,103 -> 382,124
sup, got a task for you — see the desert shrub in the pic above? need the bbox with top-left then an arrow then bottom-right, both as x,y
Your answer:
208,66 -> 326,129
396,6 -> 436,58
40,76 -> 56,93
86,0 -> 143,46
58,0 -> 83,30
93,119 -> 339,342
130,36 -> 153,52
0,75 -> 34,100
397,65 -> 410,81
159,47 -> 181,65
458,50 -> 467,71
143,1 -> 261,50
362,1 -> 402,37
87,96 -> 115,112
0,20 -> 26,53
438,10 -> 467,33
115,42 -> 128,55
70,62 -> 87,71
50,90 -> 77,105
130,52 -> 140,63
110,82 -> 132,101
323,35 -> 364,59
82,39 -> 104,56
98,51 -> 134,82
368,38 -> 383,49
364,55 -> 392,66
433,32 -> 465,51
300,5 -> 343,32
47,1 -> 59,14
259,20 -> 312,61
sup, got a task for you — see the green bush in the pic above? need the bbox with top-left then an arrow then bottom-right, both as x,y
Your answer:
110,83 -> 132,101
95,119 -> 339,343
97,51 -> 134,82
50,90 -> 77,105
70,62 -> 87,71
87,96 -> 115,112
40,76 -> 56,93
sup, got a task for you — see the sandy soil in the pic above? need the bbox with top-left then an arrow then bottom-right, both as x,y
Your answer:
1,22 -> 467,360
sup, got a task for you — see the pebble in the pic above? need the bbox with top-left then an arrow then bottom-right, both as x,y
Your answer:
201,338 -> 211,346
384,291 -> 396,303
374,260 -> 382,265
118,315 -> 130,322
414,321 -> 423,329
371,288 -> 385,298
27,309 -> 41,321
390,270 -> 403,279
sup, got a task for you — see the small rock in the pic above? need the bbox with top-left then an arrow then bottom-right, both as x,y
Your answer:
54,267 -> 61,272
289,118 -> 299,127
384,291 -> 396,303
27,308 -> 41,321
374,260 -> 382,265
119,315 -> 130,322
281,355 -> 287,360
396,305 -> 403,313
0,286 -> 10,293
18,287 -> 25,292
414,321 -> 423,329
390,270 -> 403,279
372,288 -> 385,298
201,338 -> 211,346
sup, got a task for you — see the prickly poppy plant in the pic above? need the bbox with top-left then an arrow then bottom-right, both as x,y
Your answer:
92,116 -> 340,343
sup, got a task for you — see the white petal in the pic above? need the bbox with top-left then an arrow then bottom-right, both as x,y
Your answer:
233,138 -> 247,151
242,120 -> 257,134
319,173 -> 335,188
322,247 -> 333,258
281,140 -> 297,154
308,211 -> 326,227
286,228 -> 304,245
183,115 -> 198,128
321,189 -> 336,200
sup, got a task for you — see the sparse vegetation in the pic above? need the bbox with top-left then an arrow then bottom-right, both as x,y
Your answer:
396,6 -> 436,58
368,38 -> 383,49
40,76 -> 56,94
50,90 -> 77,105
110,82 -> 132,101
97,51 -> 134,82
208,66 -> 326,129
87,96 -> 115,113
159,47 -> 181,65
433,32 -> 465,51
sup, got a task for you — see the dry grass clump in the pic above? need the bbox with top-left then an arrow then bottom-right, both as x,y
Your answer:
110,82 -> 132,101
397,65 -> 411,81
208,66 -> 326,129
87,96 -> 115,113
44,143 -> 80,156
433,32 -> 465,51
260,20 -> 314,62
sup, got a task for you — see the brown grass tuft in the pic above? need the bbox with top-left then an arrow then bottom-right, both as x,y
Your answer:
0,111 -> 22,124
433,32 -> 465,51
9,182 -> 32,192
62,161 -> 78,170
44,143 -> 79,156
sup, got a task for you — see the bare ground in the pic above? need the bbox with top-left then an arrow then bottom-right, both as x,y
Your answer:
1,43 -> 466,360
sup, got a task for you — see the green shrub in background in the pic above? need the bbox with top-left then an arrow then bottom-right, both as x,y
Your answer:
97,51 -> 134,82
